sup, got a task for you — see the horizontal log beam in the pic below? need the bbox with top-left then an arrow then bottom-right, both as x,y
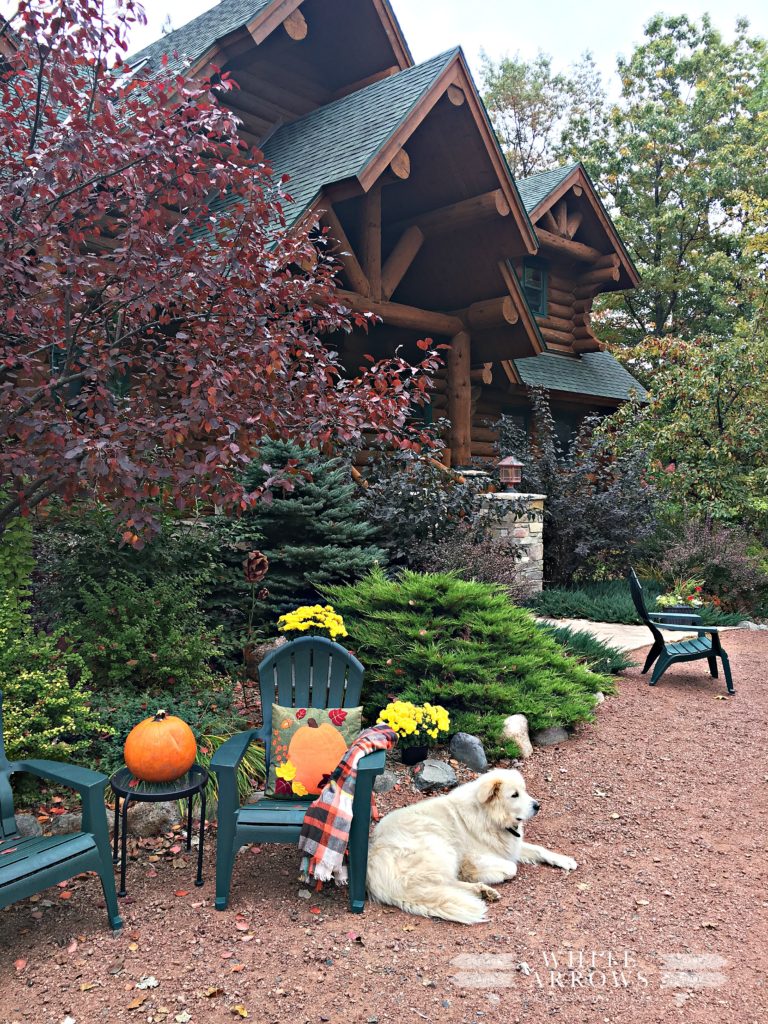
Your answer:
573,337 -> 605,353
335,290 -> 464,336
549,285 -> 575,306
576,265 -> 620,287
540,325 -> 574,344
536,228 -> 606,263
547,299 -> 575,319
465,295 -> 519,331
470,363 -> 493,385
283,9 -> 308,40
389,148 -> 411,181
538,313 -> 574,333
392,189 -> 510,235
594,253 -> 620,270
470,441 -> 496,457
330,65 -> 399,101
471,425 -> 499,443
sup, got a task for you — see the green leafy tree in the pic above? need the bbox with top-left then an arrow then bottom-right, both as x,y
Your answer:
581,15 -> 767,347
481,51 -> 607,178
606,331 -> 768,531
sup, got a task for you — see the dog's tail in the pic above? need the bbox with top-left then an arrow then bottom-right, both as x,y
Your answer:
373,884 -> 488,925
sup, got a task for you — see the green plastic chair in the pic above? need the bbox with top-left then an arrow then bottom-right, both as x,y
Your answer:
0,691 -> 122,930
628,569 -> 734,694
211,636 -> 385,913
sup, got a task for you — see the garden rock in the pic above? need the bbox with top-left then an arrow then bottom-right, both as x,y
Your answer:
501,714 -> 533,759
126,801 -> 181,837
374,771 -> 397,794
412,759 -> 457,792
14,813 -> 42,838
594,691 -> 605,705
49,812 -> 83,835
449,733 -> 487,772
738,620 -> 768,631
532,726 -> 569,747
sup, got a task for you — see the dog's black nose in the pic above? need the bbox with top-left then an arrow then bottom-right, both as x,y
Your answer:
532,800 -> 541,813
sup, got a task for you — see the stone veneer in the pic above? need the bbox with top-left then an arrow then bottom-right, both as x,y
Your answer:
484,492 -> 545,592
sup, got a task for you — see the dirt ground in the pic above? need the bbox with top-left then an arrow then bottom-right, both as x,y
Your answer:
2,629 -> 767,1024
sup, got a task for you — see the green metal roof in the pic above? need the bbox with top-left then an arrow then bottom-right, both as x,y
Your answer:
127,0 -> 275,78
513,351 -> 647,403
515,163 -> 579,215
261,49 -> 459,226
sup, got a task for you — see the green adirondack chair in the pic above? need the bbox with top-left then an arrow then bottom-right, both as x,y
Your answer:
211,636 -> 385,913
0,690 -> 122,929
628,569 -> 734,694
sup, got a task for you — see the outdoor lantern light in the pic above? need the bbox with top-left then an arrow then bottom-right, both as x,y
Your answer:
497,455 -> 523,490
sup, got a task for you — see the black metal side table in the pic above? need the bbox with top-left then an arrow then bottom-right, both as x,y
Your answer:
110,765 -> 208,897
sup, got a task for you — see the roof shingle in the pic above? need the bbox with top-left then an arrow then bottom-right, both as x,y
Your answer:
512,351 -> 647,402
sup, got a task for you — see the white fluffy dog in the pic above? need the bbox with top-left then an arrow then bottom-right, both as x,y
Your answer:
366,768 -> 577,924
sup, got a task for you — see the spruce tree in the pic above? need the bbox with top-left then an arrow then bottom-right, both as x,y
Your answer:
208,441 -> 385,646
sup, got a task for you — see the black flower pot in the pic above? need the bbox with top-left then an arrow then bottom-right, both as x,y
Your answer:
401,745 -> 429,766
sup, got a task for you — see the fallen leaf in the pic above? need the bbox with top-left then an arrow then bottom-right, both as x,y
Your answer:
175,1013 -> 192,1023
168,844 -> 183,855
67,939 -> 78,954
14,959 -> 27,972
59,891 -> 73,901
701,921 -> 719,929
309,907 -> 321,915
205,987 -> 223,998
230,964 -> 245,973
128,942 -> 139,952
402,924 -> 416,932
127,995 -> 147,1010
79,983 -> 95,992
220,950 -> 234,959
235,920 -> 249,932
136,975 -> 159,990
635,898 -> 650,906
230,1006 -> 249,1018
174,890 -> 190,898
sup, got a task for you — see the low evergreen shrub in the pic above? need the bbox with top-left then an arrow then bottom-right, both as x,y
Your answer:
326,569 -> 611,759
0,593 -> 111,762
75,574 -> 221,691
541,625 -> 633,675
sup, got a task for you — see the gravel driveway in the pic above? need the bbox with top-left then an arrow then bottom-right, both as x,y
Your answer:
2,630 -> 766,1024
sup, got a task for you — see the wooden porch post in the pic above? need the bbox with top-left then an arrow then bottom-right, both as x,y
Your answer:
447,330 -> 471,467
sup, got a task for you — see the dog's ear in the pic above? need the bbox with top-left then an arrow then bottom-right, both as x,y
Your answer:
478,776 -> 504,804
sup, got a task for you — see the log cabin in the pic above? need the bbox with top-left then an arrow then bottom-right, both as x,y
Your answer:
129,0 -> 647,467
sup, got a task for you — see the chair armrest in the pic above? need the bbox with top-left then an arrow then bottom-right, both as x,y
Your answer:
656,623 -> 720,634
356,750 -> 386,775
18,760 -> 110,837
18,759 -> 108,794
210,728 -> 264,776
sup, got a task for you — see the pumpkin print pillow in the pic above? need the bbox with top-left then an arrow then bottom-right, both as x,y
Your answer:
265,704 -> 362,799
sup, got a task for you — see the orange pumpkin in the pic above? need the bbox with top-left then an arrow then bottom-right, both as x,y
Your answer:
287,719 -> 348,795
124,710 -> 197,783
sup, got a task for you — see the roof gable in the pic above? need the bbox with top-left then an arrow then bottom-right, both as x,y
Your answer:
517,162 -> 640,288
515,163 -> 580,216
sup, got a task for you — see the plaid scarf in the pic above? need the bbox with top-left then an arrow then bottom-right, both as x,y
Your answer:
298,723 -> 397,885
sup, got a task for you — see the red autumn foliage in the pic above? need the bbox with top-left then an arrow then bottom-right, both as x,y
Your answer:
0,1 -> 440,544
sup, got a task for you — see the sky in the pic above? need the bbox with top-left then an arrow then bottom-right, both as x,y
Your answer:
126,0 -> 768,89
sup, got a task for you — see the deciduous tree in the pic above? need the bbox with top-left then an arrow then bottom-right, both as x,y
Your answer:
0,0 -> 439,543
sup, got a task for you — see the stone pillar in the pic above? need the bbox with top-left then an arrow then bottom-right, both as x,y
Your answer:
483,492 -> 545,592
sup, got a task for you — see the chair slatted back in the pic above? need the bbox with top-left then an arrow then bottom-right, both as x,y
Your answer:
258,638 -> 364,773
0,691 -> 19,840
628,568 -> 664,646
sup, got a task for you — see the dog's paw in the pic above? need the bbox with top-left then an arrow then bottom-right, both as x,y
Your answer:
478,884 -> 501,902
551,854 -> 578,872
